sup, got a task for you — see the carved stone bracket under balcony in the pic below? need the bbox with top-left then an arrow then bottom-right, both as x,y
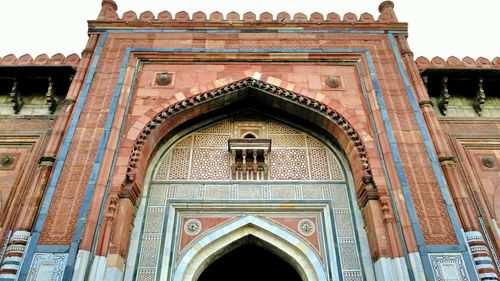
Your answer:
473,77 -> 485,116
438,76 -> 450,115
228,138 -> 271,180
46,77 -> 57,114
9,78 -> 23,113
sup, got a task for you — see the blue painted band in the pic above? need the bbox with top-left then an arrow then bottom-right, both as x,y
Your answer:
35,245 -> 70,253
61,47 -> 134,281
363,51 -> 426,245
356,62 -> 415,280
17,33 -> 109,280
387,33 -> 467,246
387,33 -> 478,281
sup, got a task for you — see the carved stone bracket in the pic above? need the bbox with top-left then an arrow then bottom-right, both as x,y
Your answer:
438,154 -> 456,165
46,77 -> 57,114
438,76 -> 450,116
9,78 -> 22,113
379,195 -> 395,223
473,77 -> 485,116
39,156 -> 56,167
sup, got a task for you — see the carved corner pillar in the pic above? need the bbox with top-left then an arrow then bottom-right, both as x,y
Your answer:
0,231 -> 30,279
97,0 -> 118,21
465,231 -> 500,280
362,195 -> 397,262
103,196 -> 134,274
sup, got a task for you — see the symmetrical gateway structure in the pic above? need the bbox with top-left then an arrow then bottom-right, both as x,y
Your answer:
0,1 -> 499,280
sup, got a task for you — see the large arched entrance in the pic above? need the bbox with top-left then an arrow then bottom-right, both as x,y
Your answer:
198,242 -> 302,281
124,108 -> 375,281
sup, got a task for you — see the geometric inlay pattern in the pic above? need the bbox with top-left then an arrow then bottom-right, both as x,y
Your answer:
135,183 -> 364,281
428,253 -> 469,281
298,219 -> 316,236
138,116 -> 362,281
26,253 -> 67,281
154,118 -> 344,181
184,219 -> 202,236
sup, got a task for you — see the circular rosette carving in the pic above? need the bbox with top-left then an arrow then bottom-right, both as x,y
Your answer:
184,219 -> 202,236
325,75 -> 341,88
298,219 -> 315,236
0,155 -> 14,168
482,156 -> 496,168
156,72 -> 172,86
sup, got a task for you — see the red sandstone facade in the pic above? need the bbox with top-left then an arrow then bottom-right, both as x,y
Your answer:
0,1 -> 498,280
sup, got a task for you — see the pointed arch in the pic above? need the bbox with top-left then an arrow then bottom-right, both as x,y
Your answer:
119,75 -> 378,206
172,215 -> 327,281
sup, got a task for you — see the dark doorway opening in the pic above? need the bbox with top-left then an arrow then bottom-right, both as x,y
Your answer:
197,243 -> 302,281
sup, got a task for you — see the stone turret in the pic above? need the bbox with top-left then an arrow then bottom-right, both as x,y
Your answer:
97,0 -> 118,20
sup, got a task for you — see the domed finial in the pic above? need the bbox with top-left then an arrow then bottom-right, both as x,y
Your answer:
97,0 -> 118,20
378,1 -> 398,22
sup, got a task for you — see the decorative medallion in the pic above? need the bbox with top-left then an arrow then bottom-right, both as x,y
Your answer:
0,154 -> 14,169
184,219 -> 202,236
325,75 -> 341,88
298,219 -> 315,236
155,72 -> 172,86
481,156 -> 495,168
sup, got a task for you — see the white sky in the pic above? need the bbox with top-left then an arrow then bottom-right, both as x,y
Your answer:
0,0 -> 498,59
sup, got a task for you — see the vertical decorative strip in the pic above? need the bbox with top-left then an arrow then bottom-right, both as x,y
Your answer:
17,32 -> 108,280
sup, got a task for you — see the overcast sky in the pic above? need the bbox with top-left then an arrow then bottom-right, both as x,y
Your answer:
0,0 -> 498,60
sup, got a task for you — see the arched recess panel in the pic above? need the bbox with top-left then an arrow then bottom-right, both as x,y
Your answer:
123,112 -> 375,281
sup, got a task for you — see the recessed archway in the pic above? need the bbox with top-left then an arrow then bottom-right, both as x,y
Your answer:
120,76 -> 379,207
198,239 -> 302,281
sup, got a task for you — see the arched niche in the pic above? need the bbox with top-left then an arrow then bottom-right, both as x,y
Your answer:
120,78 -> 378,207
123,109 -> 376,281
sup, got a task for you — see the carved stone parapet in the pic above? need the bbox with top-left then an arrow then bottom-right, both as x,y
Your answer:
438,76 -> 450,115
46,77 -> 57,114
9,79 -> 22,113
473,77 -> 486,116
